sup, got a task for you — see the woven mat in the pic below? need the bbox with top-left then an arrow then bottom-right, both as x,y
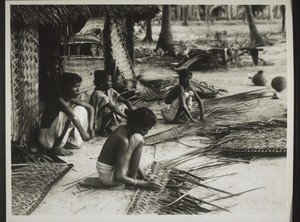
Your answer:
216,124 -> 287,153
127,162 -> 230,215
127,162 -> 170,215
11,163 -> 73,215
145,121 -> 196,145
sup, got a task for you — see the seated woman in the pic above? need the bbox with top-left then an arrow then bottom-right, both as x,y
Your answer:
39,72 -> 95,156
96,107 -> 160,190
161,69 -> 205,124
90,70 -> 134,137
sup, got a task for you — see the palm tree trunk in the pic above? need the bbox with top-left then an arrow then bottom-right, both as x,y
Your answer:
226,5 -> 232,21
245,5 -> 264,47
174,5 -> 180,21
268,5 -> 274,20
280,5 -> 285,32
192,5 -> 200,21
156,5 -> 174,52
182,5 -> 189,26
143,17 -> 153,43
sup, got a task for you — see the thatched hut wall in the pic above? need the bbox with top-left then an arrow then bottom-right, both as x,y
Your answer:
11,24 -> 39,143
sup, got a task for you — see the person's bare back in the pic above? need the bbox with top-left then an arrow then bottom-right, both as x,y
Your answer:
96,108 -> 161,190
98,125 -> 130,165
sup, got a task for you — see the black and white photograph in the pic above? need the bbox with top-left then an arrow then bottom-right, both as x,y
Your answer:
5,0 -> 294,221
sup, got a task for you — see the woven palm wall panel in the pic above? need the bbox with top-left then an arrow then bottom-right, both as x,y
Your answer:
11,24 -> 39,143
110,19 -> 136,90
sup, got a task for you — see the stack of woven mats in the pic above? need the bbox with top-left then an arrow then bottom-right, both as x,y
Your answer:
216,122 -> 286,154
11,163 -> 73,215
199,119 -> 287,155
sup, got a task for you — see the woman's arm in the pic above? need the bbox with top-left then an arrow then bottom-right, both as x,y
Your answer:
57,98 -> 90,141
190,87 -> 205,121
178,86 -> 196,122
114,137 -> 156,190
137,166 -> 148,180
106,101 -> 128,119
71,98 -> 95,138
117,96 -> 134,110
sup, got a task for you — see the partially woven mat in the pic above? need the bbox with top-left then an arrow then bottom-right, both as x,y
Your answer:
127,161 -> 233,215
11,163 -> 73,215
127,162 -> 170,215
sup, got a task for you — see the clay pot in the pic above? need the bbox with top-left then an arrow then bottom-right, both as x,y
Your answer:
271,76 -> 287,92
252,70 -> 267,86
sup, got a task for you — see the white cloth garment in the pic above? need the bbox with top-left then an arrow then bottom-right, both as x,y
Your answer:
96,133 -> 144,187
39,105 -> 88,149
161,91 -> 194,123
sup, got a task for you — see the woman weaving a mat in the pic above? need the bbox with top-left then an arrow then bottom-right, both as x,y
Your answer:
96,107 -> 160,190
39,72 -> 95,156
161,69 -> 205,123
90,70 -> 134,137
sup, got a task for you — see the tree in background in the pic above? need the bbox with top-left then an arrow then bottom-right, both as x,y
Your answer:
245,5 -> 265,47
192,5 -> 201,21
156,5 -> 174,53
226,5 -> 232,21
280,5 -> 285,33
182,5 -> 189,26
143,16 -> 153,43
174,5 -> 181,21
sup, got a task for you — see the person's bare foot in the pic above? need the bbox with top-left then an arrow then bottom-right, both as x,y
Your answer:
63,141 -> 80,149
54,147 -> 73,156
99,130 -> 110,137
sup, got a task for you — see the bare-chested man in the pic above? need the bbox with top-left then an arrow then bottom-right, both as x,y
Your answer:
39,72 -> 95,156
96,107 -> 160,190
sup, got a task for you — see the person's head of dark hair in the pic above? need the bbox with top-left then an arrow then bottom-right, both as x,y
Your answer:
94,70 -> 112,90
178,69 -> 192,86
94,70 -> 106,87
125,107 -> 157,129
59,72 -> 82,91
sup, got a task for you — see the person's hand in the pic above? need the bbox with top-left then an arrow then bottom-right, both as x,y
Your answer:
53,147 -> 73,156
199,115 -> 205,122
190,117 -> 197,123
88,128 -> 95,139
142,174 -> 150,181
143,181 -> 162,191
80,131 -> 91,141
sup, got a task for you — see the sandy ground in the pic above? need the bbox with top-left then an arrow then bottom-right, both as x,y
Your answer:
32,20 -> 290,219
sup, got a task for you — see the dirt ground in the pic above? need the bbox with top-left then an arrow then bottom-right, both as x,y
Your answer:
31,20 -> 291,220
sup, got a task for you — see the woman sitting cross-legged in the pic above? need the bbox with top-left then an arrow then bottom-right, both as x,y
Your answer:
96,107 -> 160,190
90,70 -> 134,137
161,69 -> 205,124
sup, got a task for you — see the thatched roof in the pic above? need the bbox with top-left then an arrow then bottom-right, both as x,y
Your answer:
11,5 -> 160,26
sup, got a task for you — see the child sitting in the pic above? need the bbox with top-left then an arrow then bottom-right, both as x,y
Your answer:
96,107 -> 160,190
39,72 -> 95,156
161,69 -> 205,124
90,70 -> 134,137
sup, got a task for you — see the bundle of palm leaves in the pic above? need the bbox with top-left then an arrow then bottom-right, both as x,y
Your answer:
145,89 -> 270,145
133,76 -> 224,103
